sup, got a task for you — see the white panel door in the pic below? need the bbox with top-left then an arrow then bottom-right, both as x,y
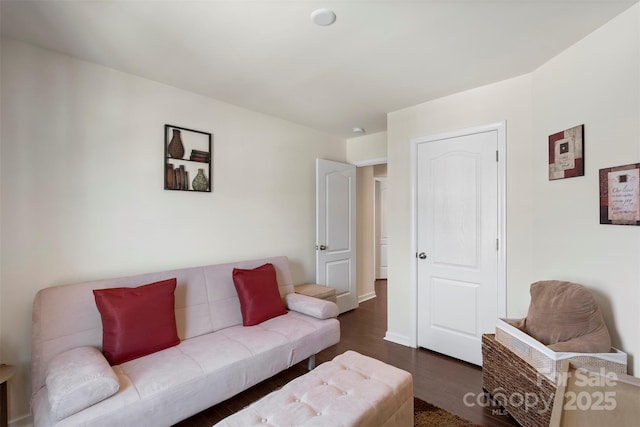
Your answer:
376,179 -> 389,279
416,127 -> 500,365
316,159 -> 358,314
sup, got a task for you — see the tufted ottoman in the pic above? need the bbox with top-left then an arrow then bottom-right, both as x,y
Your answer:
213,350 -> 413,427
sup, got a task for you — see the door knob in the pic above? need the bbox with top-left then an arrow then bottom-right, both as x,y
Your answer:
418,252 -> 427,259
316,245 -> 327,251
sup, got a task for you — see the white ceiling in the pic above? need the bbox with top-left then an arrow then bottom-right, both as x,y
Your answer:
1,0 -> 637,138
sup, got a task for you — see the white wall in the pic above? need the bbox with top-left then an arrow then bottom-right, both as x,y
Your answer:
0,38 -> 345,422
531,4 -> 640,373
386,74 -> 534,346
386,4 -> 640,374
346,131 -> 388,164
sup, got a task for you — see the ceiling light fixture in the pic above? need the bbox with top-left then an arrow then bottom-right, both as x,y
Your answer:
310,9 -> 336,26
352,127 -> 365,134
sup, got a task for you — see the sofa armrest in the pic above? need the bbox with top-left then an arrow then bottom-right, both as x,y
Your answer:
45,346 -> 120,421
285,293 -> 338,320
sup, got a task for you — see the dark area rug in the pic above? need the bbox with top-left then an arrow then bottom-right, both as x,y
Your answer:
414,397 -> 483,427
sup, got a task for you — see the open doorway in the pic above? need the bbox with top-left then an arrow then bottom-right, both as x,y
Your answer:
375,175 -> 388,280
356,163 -> 387,303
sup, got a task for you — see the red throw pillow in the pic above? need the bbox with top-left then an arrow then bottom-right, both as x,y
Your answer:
93,278 -> 180,365
232,263 -> 287,326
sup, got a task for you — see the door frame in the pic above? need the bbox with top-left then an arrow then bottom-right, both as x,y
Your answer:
409,121 -> 507,348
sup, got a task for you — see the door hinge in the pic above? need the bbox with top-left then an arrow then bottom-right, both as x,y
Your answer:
496,238 -> 499,251
496,150 -> 499,162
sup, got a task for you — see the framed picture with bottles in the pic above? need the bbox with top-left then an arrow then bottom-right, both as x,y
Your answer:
164,124 -> 212,192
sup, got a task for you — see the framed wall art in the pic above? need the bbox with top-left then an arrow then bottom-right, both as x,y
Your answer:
599,163 -> 640,226
164,124 -> 212,192
548,124 -> 584,180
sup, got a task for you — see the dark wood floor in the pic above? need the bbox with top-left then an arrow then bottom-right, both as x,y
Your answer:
175,280 -> 519,427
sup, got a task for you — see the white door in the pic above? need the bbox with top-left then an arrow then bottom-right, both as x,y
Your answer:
316,159 -> 358,314
375,179 -> 389,279
416,124 -> 504,366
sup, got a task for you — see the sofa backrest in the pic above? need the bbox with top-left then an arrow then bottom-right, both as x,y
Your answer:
31,256 -> 295,397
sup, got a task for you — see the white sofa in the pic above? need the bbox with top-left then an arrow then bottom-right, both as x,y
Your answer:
31,256 -> 340,427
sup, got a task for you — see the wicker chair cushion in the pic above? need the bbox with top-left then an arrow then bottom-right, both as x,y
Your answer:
524,280 -> 611,353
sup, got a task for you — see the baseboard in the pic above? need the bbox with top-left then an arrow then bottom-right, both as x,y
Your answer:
10,412 -> 33,427
383,331 -> 414,348
358,291 -> 376,303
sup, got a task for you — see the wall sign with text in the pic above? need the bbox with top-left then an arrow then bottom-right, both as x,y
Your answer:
549,124 -> 584,180
599,163 -> 640,226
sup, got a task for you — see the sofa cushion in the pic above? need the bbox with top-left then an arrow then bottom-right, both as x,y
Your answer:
232,263 -> 287,326
45,346 -> 120,421
525,280 -> 611,352
93,278 -> 180,365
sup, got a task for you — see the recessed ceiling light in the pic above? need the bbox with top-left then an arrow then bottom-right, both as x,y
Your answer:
352,127 -> 365,134
311,9 -> 336,26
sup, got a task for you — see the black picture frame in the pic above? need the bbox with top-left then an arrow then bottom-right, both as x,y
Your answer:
164,124 -> 212,192
599,163 -> 640,225
548,124 -> 584,180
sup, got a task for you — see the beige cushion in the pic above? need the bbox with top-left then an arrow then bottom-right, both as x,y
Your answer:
525,280 -> 611,353
45,346 -> 119,420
